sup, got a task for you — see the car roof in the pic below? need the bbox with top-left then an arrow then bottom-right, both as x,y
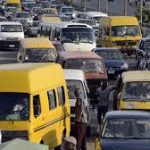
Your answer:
64,69 -> 85,81
121,71 -> 150,83
106,111 -> 150,119
59,51 -> 102,59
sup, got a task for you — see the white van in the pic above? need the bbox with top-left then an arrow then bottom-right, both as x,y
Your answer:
85,11 -> 108,24
64,69 -> 89,127
0,22 -> 24,63
40,22 -> 96,51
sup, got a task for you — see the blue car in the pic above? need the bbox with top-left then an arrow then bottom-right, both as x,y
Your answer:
92,48 -> 128,77
95,111 -> 150,150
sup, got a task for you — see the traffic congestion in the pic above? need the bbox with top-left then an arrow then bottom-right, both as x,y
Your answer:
0,0 -> 149,150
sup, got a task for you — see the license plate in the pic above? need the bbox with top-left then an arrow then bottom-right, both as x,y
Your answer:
9,44 -> 15,48
108,68 -> 115,74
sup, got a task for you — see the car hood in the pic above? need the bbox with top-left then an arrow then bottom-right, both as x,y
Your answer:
104,59 -> 125,68
102,139 -> 150,150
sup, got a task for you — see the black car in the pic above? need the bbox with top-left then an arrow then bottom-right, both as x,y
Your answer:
136,37 -> 150,69
92,48 -> 128,77
95,110 -> 150,150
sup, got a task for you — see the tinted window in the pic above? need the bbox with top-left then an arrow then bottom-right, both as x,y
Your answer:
57,86 -> 65,105
47,90 -> 57,109
33,95 -> 41,118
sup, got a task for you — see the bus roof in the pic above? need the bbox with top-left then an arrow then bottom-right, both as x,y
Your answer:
21,38 -> 55,49
0,63 -> 65,93
7,0 -> 20,4
100,16 -> 139,26
40,21 -> 92,29
122,71 -> 150,83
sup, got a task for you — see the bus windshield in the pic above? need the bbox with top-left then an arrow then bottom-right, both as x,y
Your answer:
111,25 -> 140,37
61,27 -> 95,44
0,92 -> 29,121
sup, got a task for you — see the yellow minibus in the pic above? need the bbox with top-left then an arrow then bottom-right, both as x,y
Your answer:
0,63 -> 70,149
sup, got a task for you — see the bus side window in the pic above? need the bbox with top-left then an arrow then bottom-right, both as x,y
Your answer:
33,95 -> 41,118
99,26 -> 102,37
57,86 -> 65,105
47,89 -> 57,110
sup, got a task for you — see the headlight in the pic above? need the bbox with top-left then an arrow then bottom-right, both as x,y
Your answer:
121,63 -> 128,69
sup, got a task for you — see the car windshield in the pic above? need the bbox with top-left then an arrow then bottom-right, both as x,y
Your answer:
0,93 -> 29,121
96,50 -> 123,60
24,48 -> 57,62
61,8 -> 74,13
1,25 -> 22,32
62,28 -> 95,43
66,80 -> 85,99
67,59 -> 105,73
102,118 -> 150,139
123,82 -> 150,100
142,41 -> 150,51
16,12 -> 30,18
7,7 -> 17,13
111,25 -> 140,37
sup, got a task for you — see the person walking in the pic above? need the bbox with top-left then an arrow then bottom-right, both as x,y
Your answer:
96,81 -> 113,125
74,87 -> 89,150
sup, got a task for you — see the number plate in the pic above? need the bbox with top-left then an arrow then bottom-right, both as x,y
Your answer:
108,68 -> 115,74
9,44 -> 15,48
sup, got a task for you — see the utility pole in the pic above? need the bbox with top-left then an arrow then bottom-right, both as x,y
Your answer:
98,0 -> 101,11
106,0 -> 108,14
140,0 -> 143,26
124,0 -> 128,16
84,0 -> 87,11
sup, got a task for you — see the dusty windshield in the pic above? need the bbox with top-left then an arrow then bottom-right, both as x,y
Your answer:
61,28 -> 95,43
67,59 -> 104,73
123,82 -> 150,100
111,26 -> 140,37
0,93 -> 29,121
66,80 -> 85,99
102,119 -> 150,139
1,25 -> 23,32
24,48 -> 57,62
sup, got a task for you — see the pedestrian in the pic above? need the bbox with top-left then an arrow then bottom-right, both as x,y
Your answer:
74,87 -> 89,150
63,136 -> 77,150
96,80 -> 114,125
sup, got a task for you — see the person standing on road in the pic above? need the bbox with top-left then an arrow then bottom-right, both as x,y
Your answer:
74,87 -> 89,150
96,81 -> 114,125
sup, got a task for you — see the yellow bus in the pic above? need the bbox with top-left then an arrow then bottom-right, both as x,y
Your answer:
6,0 -> 21,11
17,38 -> 58,63
98,16 -> 142,55
0,63 -> 70,149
